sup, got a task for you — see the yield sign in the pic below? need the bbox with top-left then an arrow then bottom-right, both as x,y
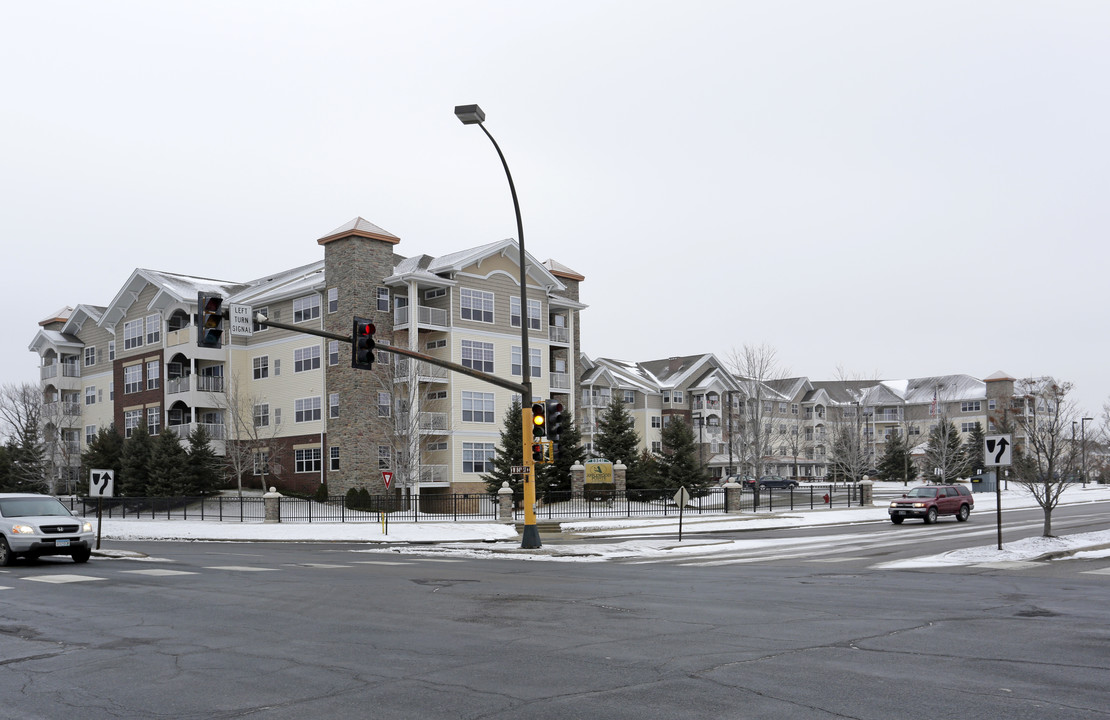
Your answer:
382,471 -> 394,488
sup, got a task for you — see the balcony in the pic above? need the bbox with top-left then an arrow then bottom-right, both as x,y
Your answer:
549,326 -> 570,344
167,375 -> 225,395
873,410 -> 903,422
418,465 -> 450,484
394,305 -> 450,330
550,372 -> 570,390
418,412 -> 449,432
40,364 -> 58,381
395,358 -> 449,382
581,395 -> 612,408
168,422 -> 226,441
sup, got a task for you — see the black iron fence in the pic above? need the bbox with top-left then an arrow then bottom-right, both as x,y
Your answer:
59,483 -> 862,524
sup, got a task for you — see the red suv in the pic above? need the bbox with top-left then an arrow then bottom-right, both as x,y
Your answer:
888,484 -> 973,525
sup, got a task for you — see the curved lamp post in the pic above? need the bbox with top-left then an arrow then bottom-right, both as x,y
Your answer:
454,104 -> 540,549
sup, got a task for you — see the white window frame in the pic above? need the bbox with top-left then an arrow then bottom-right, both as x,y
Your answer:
253,356 -> 269,380
293,295 -> 321,323
123,319 -> 144,350
462,391 -> 495,423
460,288 -> 494,323
461,340 -> 494,373
295,397 -> 322,423
294,345 -> 321,373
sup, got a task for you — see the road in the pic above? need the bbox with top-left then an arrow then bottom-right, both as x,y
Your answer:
1,503 -> 1108,720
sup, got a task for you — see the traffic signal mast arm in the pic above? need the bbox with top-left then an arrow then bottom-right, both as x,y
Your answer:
251,311 -> 530,396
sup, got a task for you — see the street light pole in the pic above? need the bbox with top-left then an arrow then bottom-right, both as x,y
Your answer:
455,104 -> 540,549
1082,416 -> 1093,487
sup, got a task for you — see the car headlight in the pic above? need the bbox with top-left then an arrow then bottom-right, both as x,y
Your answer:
11,524 -> 36,534
912,502 -> 927,508
889,502 -> 898,508
82,522 -> 93,532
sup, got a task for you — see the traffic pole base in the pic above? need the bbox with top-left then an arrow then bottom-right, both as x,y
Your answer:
521,524 -> 542,549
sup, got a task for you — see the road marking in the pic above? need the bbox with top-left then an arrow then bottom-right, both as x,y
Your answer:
352,560 -> 413,566
972,561 -> 1042,570
121,569 -> 199,576
1080,568 -> 1110,576
414,558 -> 467,563
286,563 -> 352,569
0,585 -> 11,590
24,574 -> 105,584
204,566 -> 278,572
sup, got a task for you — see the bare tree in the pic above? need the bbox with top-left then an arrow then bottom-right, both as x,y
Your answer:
0,382 -> 49,493
386,355 -> 454,496
725,344 -> 788,479
1011,378 -> 1080,537
216,373 -> 288,496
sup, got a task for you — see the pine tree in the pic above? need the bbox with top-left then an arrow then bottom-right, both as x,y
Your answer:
877,432 -> 917,485
630,448 -> 666,494
81,425 -> 123,497
184,425 -> 222,495
594,396 -> 640,470
7,418 -> 47,493
482,398 -> 524,500
924,421 -> 968,483
148,429 -> 188,496
120,424 -> 154,496
658,417 -> 710,492
962,422 -> 986,475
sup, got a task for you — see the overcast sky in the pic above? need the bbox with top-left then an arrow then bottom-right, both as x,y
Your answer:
3,1 -> 1108,417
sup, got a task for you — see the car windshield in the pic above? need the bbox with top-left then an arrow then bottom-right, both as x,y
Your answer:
0,497 -> 73,518
906,487 -> 938,498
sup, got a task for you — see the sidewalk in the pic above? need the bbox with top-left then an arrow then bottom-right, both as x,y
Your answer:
93,482 -> 1110,566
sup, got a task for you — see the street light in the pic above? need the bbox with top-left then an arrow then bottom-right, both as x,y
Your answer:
455,103 -> 540,549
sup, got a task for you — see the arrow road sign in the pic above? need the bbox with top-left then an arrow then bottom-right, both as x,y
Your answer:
984,434 -> 1012,467
90,469 -> 114,497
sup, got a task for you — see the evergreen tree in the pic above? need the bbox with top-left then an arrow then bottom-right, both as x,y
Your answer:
923,421 -> 968,483
482,398 -> 524,501
7,418 -> 47,493
658,417 -> 710,492
594,396 -> 641,481
537,410 -> 585,496
184,425 -> 222,495
0,442 -> 13,492
962,422 -> 987,475
148,429 -> 188,496
119,424 -> 154,496
630,447 -> 666,494
877,432 -> 917,485
81,425 -> 123,497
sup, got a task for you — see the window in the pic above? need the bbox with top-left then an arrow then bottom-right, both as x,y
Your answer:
374,391 -> 391,418
295,447 -> 322,473
294,345 -> 321,373
253,356 -> 269,380
327,288 -> 338,313
462,442 -> 495,473
253,306 -> 269,332
254,404 -> 270,428
330,393 -> 339,419
378,445 -> 391,470
146,360 -> 160,390
510,297 -> 542,329
328,446 -> 340,471
147,407 -> 161,435
426,339 -> 446,350
377,288 -> 390,312
961,401 -> 982,412
462,391 -> 495,423
779,403 -> 787,413
253,451 -> 270,476
427,441 -> 447,451
792,404 -> 798,415
108,341 -> 115,361
84,346 -> 96,366
295,397 -> 322,423
651,416 -> 662,428
146,314 -> 161,345
425,287 -> 445,300
427,390 -> 447,400
293,295 -> 320,323
85,425 -> 97,445
123,409 -> 141,438
109,381 -> 114,401
624,390 -> 636,404
462,340 -> 494,373
988,399 -> 997,410
328,341 -> 339,366
123,319 -> 143,350
511,347 -> 541,377
651,441 -> 662,453
673,391 -> 684,404
662,390 -> 671,403
85,387 -> 96,405
460,288 -> 494,323
961,422 -> 977,433
123,365 -> 142,394
376,350 -> 390,366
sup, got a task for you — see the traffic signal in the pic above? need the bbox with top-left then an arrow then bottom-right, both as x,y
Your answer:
546,400 -> 564,460
531,401 -> 547,463
352,317 -> 376,370
197,292 -> 225,349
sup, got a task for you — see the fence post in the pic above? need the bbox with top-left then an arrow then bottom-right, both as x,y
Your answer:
571,462 -> 586,497
497,482 -> 515,523
264,487 -> 283,523
859,476 -> 873,507
724,480 -> 743,513
613,461 -> 627,494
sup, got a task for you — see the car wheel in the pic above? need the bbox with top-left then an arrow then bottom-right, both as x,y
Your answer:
891,516 -> 904,525
789,483 -> 798,489
956,504 -> 970,522
72,548 -> 92,564
925,507 -> 938,524
0,537 -> 13,567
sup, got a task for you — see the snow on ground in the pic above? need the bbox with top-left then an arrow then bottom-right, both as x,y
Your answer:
95,481 -> 1110,567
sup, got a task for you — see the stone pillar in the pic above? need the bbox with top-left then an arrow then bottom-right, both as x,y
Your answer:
724,481 -> 743,513
497,482 -> 515,523
613,461 -> 627,494
571,462 -> 585,497
859,476 -> 873,507
263,487 -> 283,523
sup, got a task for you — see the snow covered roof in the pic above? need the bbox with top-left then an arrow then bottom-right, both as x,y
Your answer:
316,217 -> 400,246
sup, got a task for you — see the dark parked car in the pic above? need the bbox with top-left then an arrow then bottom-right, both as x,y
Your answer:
754,476 -> 800,490
888,484 -> 973,524
0,494 -> 95,565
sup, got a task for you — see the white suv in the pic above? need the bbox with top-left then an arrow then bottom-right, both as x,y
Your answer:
0,494 -> 95,565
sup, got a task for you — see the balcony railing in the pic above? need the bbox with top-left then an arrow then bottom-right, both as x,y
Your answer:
873,410 -> 903,422
418,412 -> 448,432
550,372 -> 570,390
396,358 -> 449,381
168,422 -> 226,440
419,465 -> 449,484
394,305 -> 450,328
61,363 -> 81,378
549,326 -> 570,344
581,395 -> 612,408
40,364 -> 58,380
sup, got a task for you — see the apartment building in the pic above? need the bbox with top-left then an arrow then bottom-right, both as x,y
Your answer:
29,217 -> 585,499
578,353 -> 1024,481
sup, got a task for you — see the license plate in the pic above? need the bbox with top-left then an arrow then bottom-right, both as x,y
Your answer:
55,539 -> 70,547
